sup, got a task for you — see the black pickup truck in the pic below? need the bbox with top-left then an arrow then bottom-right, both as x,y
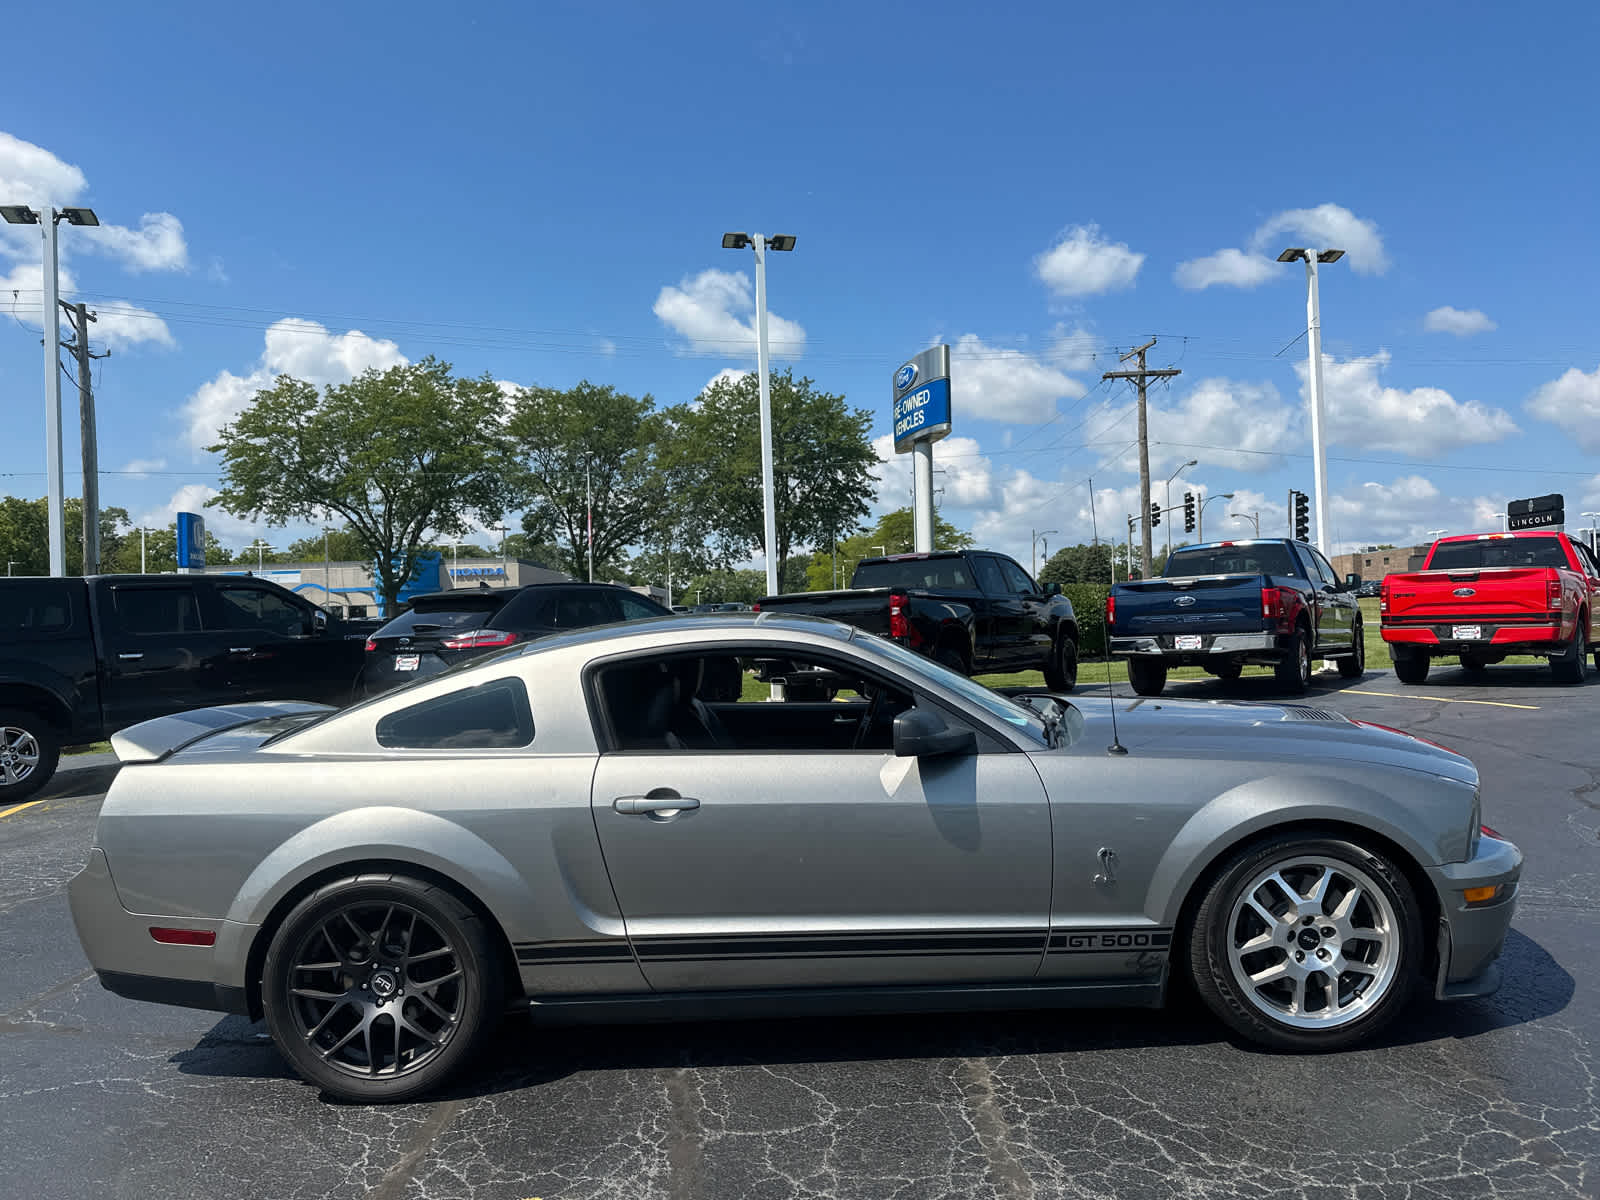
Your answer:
754,549 -> 1080,690
0,574 -> 367,801
1106,538 -> 1364,696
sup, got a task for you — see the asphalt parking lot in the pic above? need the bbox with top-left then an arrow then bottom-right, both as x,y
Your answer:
2,661 -> 1595,1200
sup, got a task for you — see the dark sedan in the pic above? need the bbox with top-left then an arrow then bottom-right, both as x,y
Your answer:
359,582 -> 670,697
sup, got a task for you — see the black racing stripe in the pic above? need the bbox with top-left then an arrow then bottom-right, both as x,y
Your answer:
515,942 -> 635,965
633,931 -> 1048,960
1048,929 -> 1172,953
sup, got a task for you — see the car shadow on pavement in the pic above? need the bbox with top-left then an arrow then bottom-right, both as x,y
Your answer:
35,762 -> 119,801
168,933 -> 1572,1102
1115,665 -> 1588,703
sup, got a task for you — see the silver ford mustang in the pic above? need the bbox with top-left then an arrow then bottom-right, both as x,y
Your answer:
70,613 -> 1521,1103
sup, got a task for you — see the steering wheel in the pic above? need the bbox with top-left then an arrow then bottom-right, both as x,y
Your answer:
852,683 -> 886,751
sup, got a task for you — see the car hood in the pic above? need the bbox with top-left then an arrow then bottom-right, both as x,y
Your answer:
1057,695 -> 1477,786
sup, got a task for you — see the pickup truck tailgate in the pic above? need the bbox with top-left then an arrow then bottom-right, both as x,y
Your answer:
755,588 -> 892,636
1113,575 -> 1266,635
1384,568 -> 1557,620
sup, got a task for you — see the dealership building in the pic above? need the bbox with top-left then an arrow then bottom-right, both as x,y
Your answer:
1327,544 -> 1432,583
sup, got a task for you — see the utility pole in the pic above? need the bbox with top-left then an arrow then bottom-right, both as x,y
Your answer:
61,302 -> 108,575
585,463 -> 594,583
1103,338 -> 1180,578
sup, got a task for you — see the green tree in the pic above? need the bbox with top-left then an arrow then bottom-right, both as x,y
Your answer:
208,357 -> 512,609
283,526 -> 371,563
0,497 -> 132,576
1039,542 -> 1117,587
663,369 -> 877,573
507,381 -> 664,580
682,567 -> 767,606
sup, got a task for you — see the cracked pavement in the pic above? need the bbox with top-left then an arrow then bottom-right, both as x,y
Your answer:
1,666 -> 1594,1199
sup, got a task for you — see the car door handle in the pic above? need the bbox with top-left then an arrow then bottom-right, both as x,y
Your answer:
613,793 -> 700,816
117,652 -> 143,661
229,646 -> 253,653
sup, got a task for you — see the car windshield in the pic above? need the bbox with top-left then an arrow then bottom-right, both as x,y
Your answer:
1427,538 -> 1569,569
1164,544 -> 1297,578
851,558 -> 974,590
850,632 -> 1048,745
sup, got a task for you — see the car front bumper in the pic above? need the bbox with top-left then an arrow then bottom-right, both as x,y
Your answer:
1427,832 -> 1522,1000
68,847 -> 253,1015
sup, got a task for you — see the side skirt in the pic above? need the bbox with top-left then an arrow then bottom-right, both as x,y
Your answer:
523,978 -> 1166,1025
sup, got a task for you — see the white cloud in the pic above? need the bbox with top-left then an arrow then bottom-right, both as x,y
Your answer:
950,333 -> 1085,423
1303,351 -> 1518,455
1526,363 -> 1600,451
872,432 -> 995,520
180,318 -> 407,453
79,212 -> 188,273
1323,474 -> 1509,552
1173,248 -> 1277,291
0,261 -> 173,348
119,457 -> 167,479
139,483 -> 257,543
1424,306 -> 1496,336
1034,225 -> 1143,297
1176,203 -> 1388,290
701,368 -> 750,394
652,268 -> 805,358
1046,324 -> 1102,372
0,131 -> 86,206
1096,377 -> 1297,475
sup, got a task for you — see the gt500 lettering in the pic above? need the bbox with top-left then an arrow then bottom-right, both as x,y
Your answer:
1053,929 -> 1173,953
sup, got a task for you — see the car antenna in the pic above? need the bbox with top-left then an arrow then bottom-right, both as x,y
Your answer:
1103,623 -> 1128,756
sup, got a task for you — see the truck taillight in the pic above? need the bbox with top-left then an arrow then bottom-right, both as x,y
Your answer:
1547,578 -> 1563,612
889,591 -> 909,640
751,602 -> 761,613
364,638 -> 377,652
1261,586 -> 1284,620
1105,594 -> 1116,627
440,629 -> 519,650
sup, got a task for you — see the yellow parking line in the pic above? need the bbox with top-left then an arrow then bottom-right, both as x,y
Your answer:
0,798 -> 48,820
1344,689 -> 1540,711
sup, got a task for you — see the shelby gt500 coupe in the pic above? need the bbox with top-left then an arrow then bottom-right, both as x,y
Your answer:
71,612 -> 1521,1103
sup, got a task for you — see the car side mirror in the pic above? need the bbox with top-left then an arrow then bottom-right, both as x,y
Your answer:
313,609 -> 329,633
892,708 -> 977,759
1043,581 -> 1061,596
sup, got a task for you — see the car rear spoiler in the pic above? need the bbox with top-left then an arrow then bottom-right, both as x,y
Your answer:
110,701 -> 335,764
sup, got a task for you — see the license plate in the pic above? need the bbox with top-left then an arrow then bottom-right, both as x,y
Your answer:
1175,635 -> 1203,651
1451,625 -> 1483,640
394,654 -> 421,671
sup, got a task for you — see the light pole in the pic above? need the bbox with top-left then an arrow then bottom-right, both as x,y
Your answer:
1031,529 -> 1058,579
493,525 -> 509,584
1277,247 -> 1345,555
1425,528 -> 1447,543
722,231 -> 796,597
138,527 -> 157,574
247,539 -> 272,572
1582,513 -> 1600,554
1230,511 -> 1260,537
6,561 -> 16,576
1164,460 -> 1197,560
1197,493 -> 1235,542
321,525 -> 336,606
2,203 -> 100,577
1493,512 -> 1508,532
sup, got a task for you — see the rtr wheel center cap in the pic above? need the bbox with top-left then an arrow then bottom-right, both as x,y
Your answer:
1297,929 -> 1322,951
370,969 -> 398,998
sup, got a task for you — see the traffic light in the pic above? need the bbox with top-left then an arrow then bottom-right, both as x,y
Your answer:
1292,490 -> 1310,541
1183,492 -> 1196,533
1150,500 -> 1161,529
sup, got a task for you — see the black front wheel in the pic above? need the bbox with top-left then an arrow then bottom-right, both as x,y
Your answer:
1392,647 -> 1430,685
1127,658 -> 1167,697
1336,624 -> 1366,679
262,873 -> 504,1104
1274,629 -> 1312,694
1551,620 -> 1588,685
1043,636 -> 1078,692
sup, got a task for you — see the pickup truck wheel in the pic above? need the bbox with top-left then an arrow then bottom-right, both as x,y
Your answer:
1336,623 -> 1366,679
934,644 -> 969,676
262,873 -> 503,1104
1043,636 -> 1078,692
1274,629 -> 1312,694
0,709 -> 60,804
1551,618 -> 1588,685
1391,648 -> 1430,685
1127,658 -> 1167,697
1188,835 -> 1422,1051
1459,653 -> 1488,675
1212,662 -> 1243,682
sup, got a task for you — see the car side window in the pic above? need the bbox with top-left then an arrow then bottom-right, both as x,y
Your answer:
216,585 -> 311,636
112,586 -> 202,636
376,677 -> 534,749
998,558 -> 1036,596
0,581 -> 74,634
972,555 -> 1008,595
616,592 -> 666,621
1290,545 -> 1321,582
1310,549 -> 1340,589
1572,541 -> 1600,581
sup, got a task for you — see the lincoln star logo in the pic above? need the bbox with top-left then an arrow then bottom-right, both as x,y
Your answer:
1175,595 -> 1197,607
894,362 -> 918,392
1452,587 -> 1476,597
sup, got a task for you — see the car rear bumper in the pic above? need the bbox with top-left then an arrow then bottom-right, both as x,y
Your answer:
69,847 -> 253,1015
1110,632 -> 1286,658
1427,833 -> 1522,998
1383,621 -> 1563,653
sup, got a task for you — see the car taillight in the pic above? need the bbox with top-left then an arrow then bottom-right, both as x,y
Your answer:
1105,594 -> 1116,626
1261,586 -> 1284,620
440,629 -> 519,650
1480,824 -> 1503,840
751,602 -> 761,613
889,591 -> 909,640
364,638 -> 377,652
1547,578 -> 1563,612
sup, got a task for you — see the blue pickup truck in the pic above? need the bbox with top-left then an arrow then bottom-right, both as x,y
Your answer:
1106,538 -> 1365,696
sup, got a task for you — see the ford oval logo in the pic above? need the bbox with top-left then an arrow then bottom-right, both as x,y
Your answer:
1175,595 -> 1197,607
894,362 -> 918,392
1452,587 -> 1475,597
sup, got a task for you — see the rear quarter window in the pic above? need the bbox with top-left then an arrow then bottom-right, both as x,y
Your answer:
376,677 -> 534,749
0,582 -> 76,634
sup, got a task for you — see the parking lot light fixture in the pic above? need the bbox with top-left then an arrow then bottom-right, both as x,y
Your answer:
722,230 -> 797,598
1197,492 -> 1235,542
0,204 -> 40,224
1230,511 -> 1260,537
1164,460 -> 1197,558
1278,246 -> 1344,554
1425,528 -> 1447,541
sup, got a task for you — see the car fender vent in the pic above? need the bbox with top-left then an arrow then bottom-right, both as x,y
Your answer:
1277,705 -> 1348,723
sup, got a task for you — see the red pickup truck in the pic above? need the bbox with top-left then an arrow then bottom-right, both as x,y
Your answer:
1381,531 -> 1600,684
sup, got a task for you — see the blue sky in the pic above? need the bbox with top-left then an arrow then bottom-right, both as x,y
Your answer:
3,0 -> 1599,571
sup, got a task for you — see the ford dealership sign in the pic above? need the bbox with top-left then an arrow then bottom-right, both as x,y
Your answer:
891,345 -> 953,454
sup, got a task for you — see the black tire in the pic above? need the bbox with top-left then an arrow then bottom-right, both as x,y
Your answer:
262,873 -> 504,1104
1127,658 -> 1167,697
1187,834 -> 1422,1051
1211,662 -> 1243,682
1274,627 -> 1312,694
934,643 -> 969,676
1458,653 -> 1488,675
1336,623 -> 1366,679
0,708 -> 61,804
1043,635 -> 1078,692
1551,616 -> 1587,685
1391,647 -> 1429,685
